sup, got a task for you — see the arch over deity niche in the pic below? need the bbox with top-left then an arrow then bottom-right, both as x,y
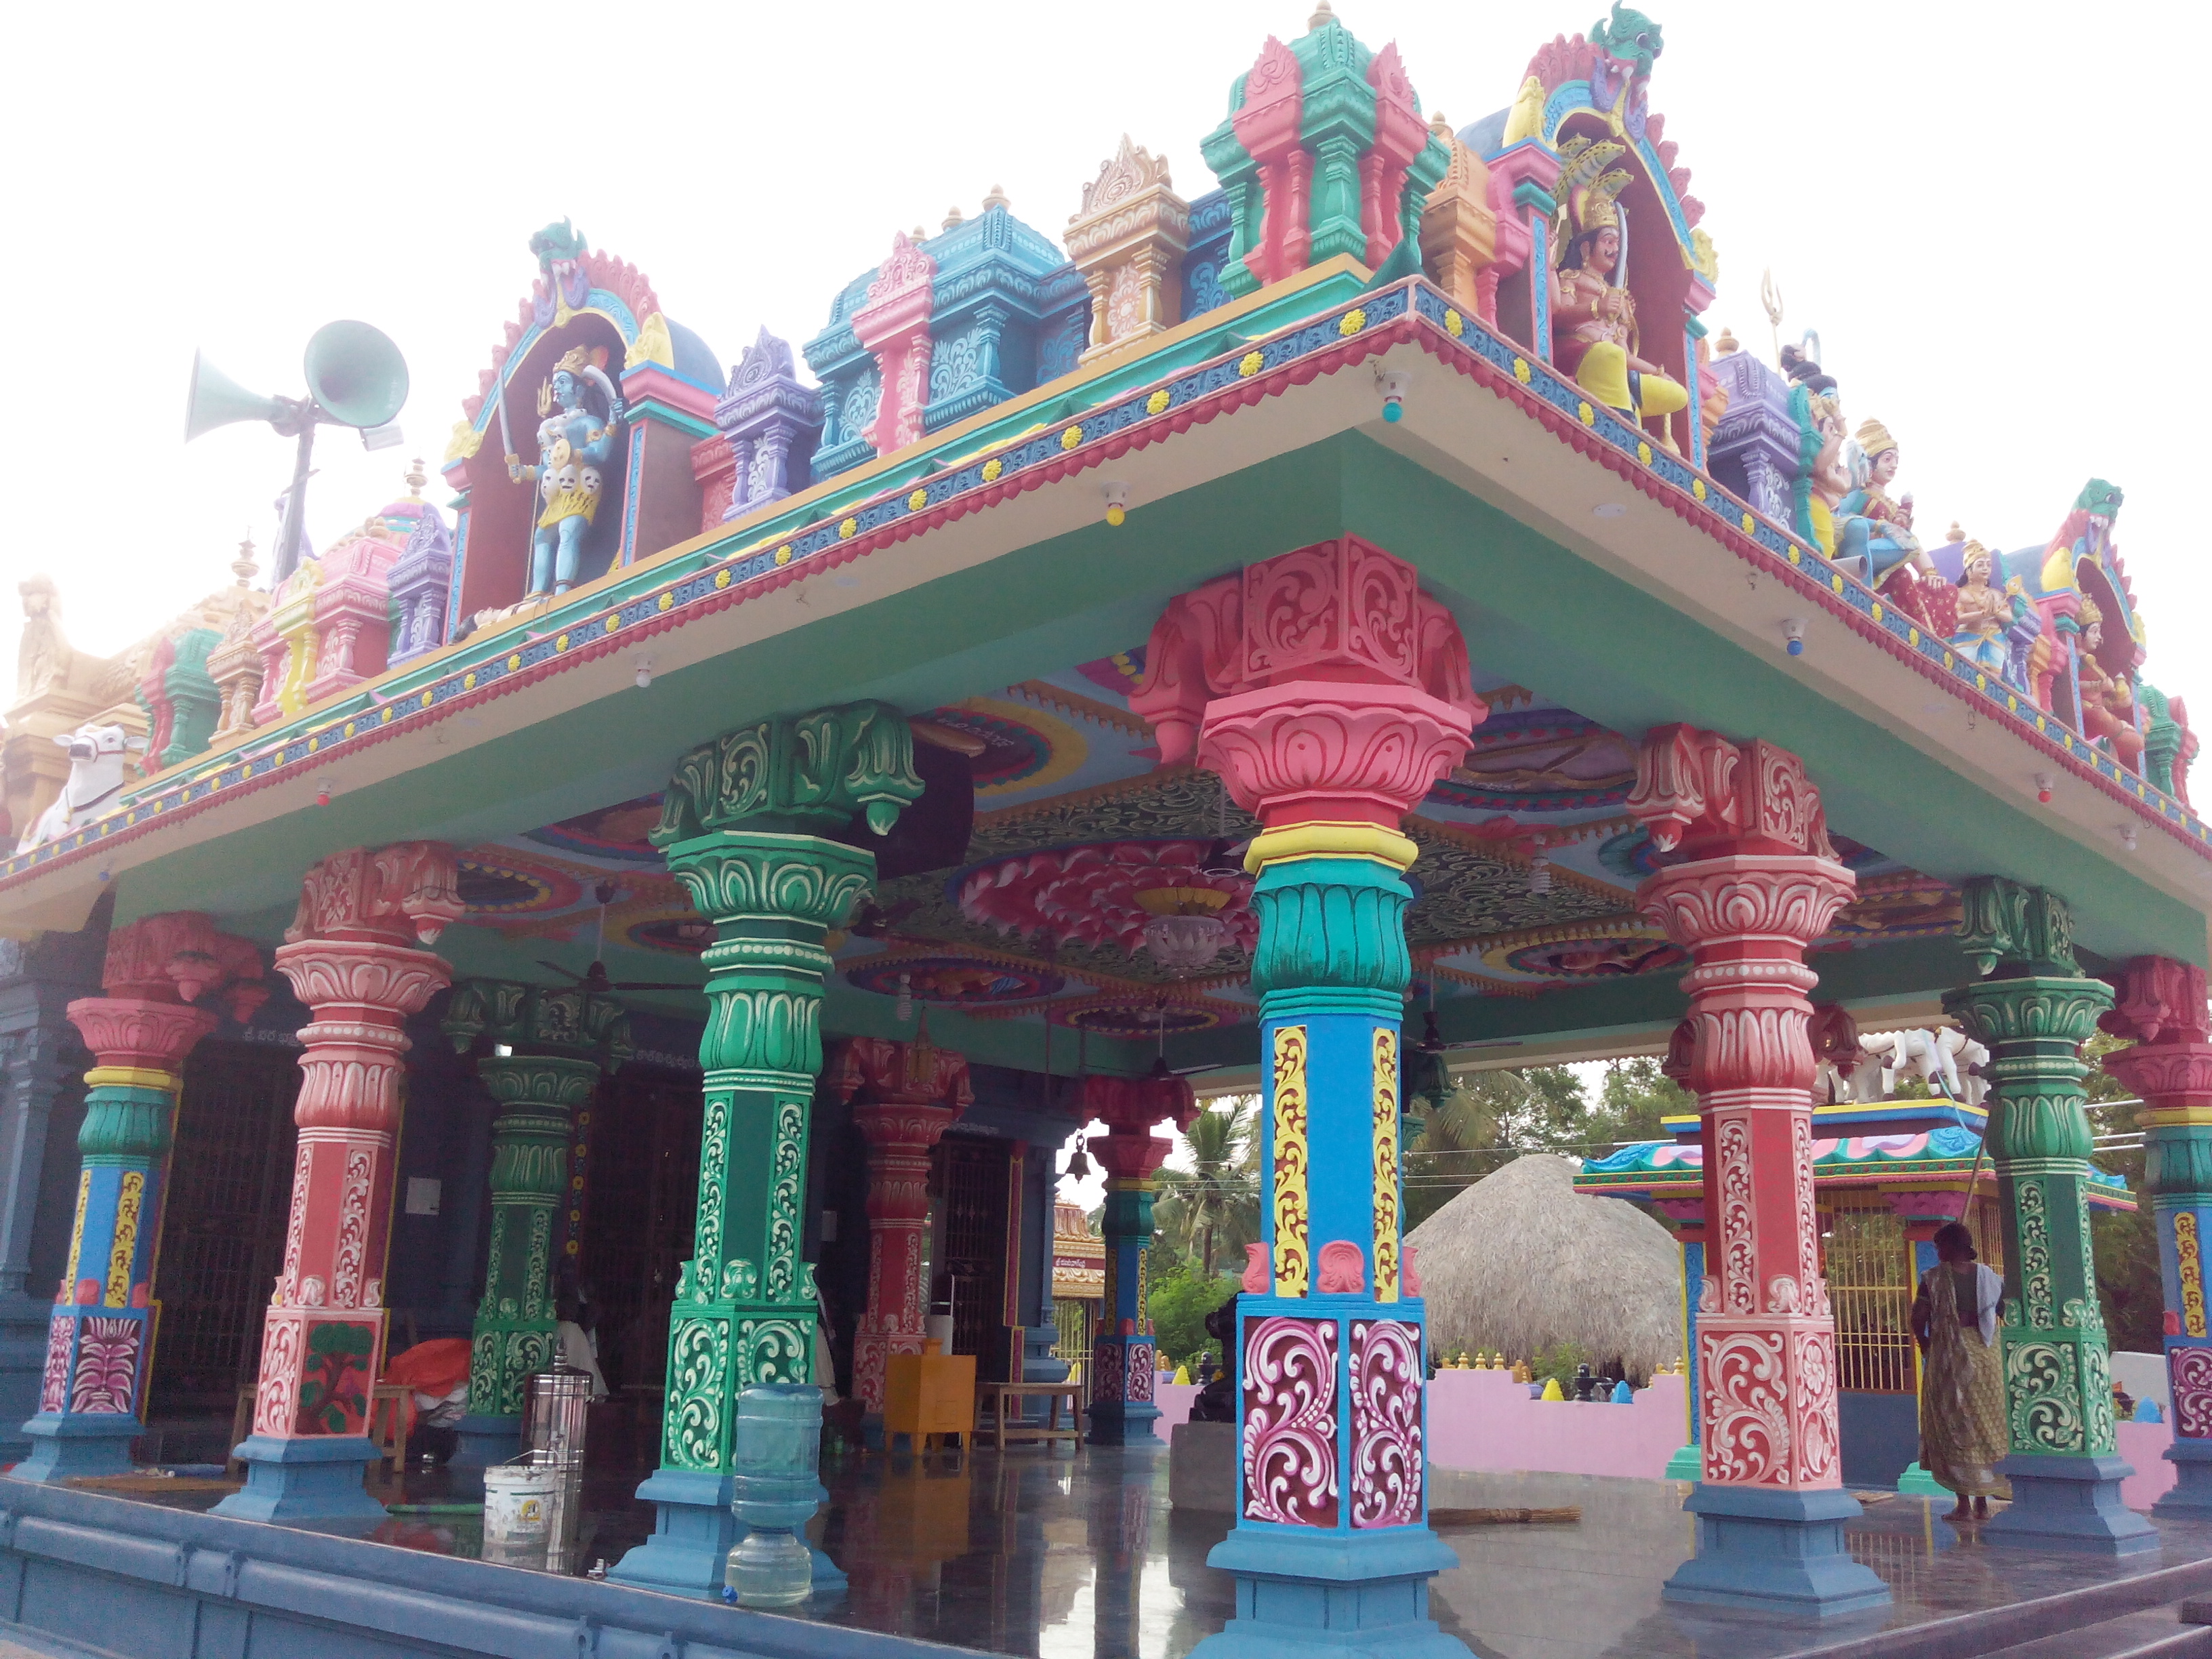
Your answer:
437,230 -> 721,641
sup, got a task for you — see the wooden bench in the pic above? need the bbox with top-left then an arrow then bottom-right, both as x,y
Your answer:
972,1380 -> 1082,1449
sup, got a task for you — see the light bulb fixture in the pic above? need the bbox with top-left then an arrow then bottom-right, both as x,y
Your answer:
314,777 -> 334,806
1102,481 -> 1129,528
1130,886 -> 1234,976
1526,853 -> 1553,895
634,657 -> 653,690
1782,619 -> 1805,657
2120,823 -> 2139,851
2034,772 -> 2055,805
1376,367 -> 1411,424
895,971 -> 914,1024
1591,502 -> 1627,520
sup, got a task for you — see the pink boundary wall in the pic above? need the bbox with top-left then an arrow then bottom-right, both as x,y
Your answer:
1153,1368 -> 2179,1506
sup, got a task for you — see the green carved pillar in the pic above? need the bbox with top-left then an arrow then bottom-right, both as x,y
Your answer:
611,701 -> 922,1601
441,979 -> 631,1471
1943,877 -> 2156,1554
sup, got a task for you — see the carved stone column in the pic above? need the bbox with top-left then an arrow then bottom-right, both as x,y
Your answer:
829,1027 -> 972,1423
439,979 -> 631,1471
1145,537 -> 1479,1659
1082,1068 -> 1195,1446
610,701 -> 920,1599
11,915 -> 264,1483
2101,956 -> 2212,1518
1624,725 -> 1890,1616
1943,880 -> 2156,1553
213,843 -> 460,1524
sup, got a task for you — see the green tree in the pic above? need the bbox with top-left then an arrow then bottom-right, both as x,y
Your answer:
1155,1097 -> 1260,1276
1585,1057 -> 1694,1146
2083,1030 -> 2163,1354
1147,1258 -> 1239,1370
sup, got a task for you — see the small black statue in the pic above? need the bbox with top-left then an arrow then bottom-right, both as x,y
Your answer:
1190,1293 -> 1240,1422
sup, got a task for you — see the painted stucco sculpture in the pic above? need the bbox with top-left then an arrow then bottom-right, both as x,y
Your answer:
712,329 -> 822,524
826,1026 -> 974,1421
214,842 -> 462,1524
508,347 -> 626,598
12,914 -> 264,1483
1623,724 -> 1889,1616
1155,535 -> 1481,1659
2100,954 -> 2212,1519
611,700 -> 921,1599
441,977 -> 632,1471
1944,877 -> 2155,1554
1082,1065 -> 1197,1445
1066,138 -> 1191,363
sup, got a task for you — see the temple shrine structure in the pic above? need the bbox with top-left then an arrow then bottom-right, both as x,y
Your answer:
2,7 -> 2209,1657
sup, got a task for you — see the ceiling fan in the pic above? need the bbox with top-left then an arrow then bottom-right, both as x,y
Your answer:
539,880 -> 697,994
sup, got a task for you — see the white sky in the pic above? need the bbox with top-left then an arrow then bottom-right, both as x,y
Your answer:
5,1 -> 2198,733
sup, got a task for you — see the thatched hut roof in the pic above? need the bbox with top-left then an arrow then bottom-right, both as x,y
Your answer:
1406,1153 -> 1683,1374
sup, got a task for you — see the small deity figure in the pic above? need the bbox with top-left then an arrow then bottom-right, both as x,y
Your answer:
2073,597 -> 2146,770
1830,419 -> 1925,584
508,346 -> 626,597
1950,541 -> 2041,690
1549,138 -> 1689,447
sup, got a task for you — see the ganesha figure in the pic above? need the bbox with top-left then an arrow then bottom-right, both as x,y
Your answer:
1830,419 -> 1925,584
1549,138 -> 1689,447
1950,540 -> 2041,690
507,345 -> 626,598
2074,596 -> 2146,770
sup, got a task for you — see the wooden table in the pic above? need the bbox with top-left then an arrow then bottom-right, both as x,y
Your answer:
972,1380 -> 1083,1448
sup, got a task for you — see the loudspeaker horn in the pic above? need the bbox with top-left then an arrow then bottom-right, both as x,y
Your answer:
183,351 -> 285,443
303,320 -> 409,430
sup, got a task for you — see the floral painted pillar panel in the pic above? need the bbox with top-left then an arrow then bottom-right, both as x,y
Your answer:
1144,537 -> 1479,1650
2100,957 -> 2212,1502
1082,1069 -> 1196,1445
16,914 -> 264,1483
1624,726 -> 1889,1616
828,1029 -> 972,1418
644,702 -> 922,1474
1945,878 -> 2155,1553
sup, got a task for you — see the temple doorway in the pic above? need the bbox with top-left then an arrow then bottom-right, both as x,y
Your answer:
579,1064 -> 703,1398
933,1134 -> 1011,1382
146,1041 -> 302,1422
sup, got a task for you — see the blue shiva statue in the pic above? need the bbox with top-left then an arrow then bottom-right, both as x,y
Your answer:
508,344 -> 626,596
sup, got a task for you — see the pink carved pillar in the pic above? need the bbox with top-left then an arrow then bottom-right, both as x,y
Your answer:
2100,956 -> 2212,1517
852,232 -> 937,459
13,915 -> 264,1484
1080,1068 -> 1197,1444
213,842 -> 462,1524
826,1025 -> 972,1423
1625,724 -> 1887,1614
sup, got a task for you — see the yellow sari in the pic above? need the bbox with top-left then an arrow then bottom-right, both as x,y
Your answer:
1919,1264 -> 2011,1500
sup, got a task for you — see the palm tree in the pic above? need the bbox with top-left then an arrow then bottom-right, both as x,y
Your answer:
1159,1097 -> 1259,1276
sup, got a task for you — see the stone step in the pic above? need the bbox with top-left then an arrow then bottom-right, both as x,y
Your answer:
1984,1610 -> 2212,1659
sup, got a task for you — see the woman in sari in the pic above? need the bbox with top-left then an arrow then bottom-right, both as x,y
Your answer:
1910,1220 -> 2010,1521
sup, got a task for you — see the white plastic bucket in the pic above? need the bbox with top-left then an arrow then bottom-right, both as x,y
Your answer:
483,1460 -> 558,1556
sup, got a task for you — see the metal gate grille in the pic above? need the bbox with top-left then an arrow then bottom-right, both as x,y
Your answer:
581,1068 -> 700,1393
1827,1206 -> 1915,1394
148,1042 -> 301,1416
936,1137 -> 1009,1374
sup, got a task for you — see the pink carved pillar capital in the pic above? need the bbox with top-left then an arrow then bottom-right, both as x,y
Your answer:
246,842 -> 457,1448
1628,725 -> 1855,1492
827,1026 -> 972,1416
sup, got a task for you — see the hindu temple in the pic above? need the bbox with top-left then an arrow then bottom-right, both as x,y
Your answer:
3,6 -> 2210,1657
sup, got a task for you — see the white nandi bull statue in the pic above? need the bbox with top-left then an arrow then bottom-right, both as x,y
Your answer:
15,723 -> 142,853
1854,1027 -> 1990,1108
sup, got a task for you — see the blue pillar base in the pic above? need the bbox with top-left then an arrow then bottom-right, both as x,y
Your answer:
610,1469 -> 736,1599
0,1296 -> 60,1468
1662,1443 -> 1701,1481
449,1412 -> 522,1474
210,1434 -> 386,1523
1662,1486 -> 1892,1618
1086,1399 -> 1163,1447
9,1412 -> 140,1483
2155,1439 -> 2212,1521
1191,1527 -> 1468,1658
1983,1453 -> 2158,1554
613,1469 -> 845,1599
